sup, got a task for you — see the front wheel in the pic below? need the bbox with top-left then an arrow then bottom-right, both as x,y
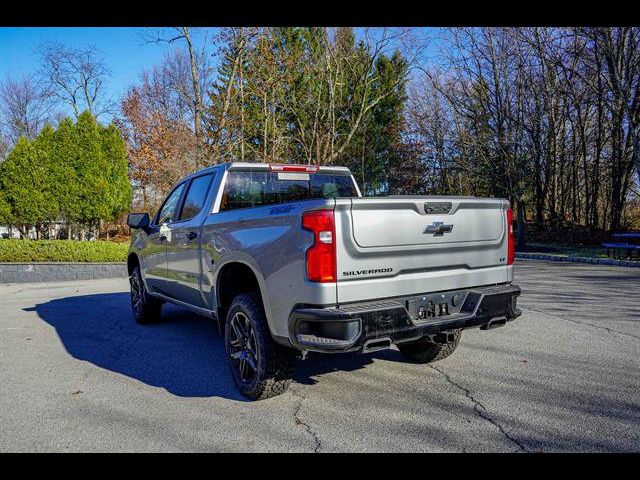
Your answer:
129,266 -> 162,324
225,293 -> 296,400
397,330 -> 462,364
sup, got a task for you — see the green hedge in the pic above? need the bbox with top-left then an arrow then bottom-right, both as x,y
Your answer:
0,239 -> 129,263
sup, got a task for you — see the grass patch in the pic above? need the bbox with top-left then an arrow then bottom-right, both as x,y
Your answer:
0,239 -> 129,263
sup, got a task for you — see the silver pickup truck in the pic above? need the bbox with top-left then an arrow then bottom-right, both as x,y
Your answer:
127,163 -> 521,400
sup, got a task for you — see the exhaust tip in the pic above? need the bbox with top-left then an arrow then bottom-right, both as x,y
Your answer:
362,338 -> 392,353
429,332 -> 457,344
481,317 -> 507,330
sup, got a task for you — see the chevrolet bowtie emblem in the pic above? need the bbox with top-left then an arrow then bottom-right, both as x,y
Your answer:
424,222 -> 453,236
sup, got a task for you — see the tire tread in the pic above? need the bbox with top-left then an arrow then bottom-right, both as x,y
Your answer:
398,331 -> 461,364
226,293 -> 295,400
131,266 -> 162,325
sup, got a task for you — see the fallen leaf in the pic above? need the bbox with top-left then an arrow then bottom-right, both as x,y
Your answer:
71,390 -> 83,395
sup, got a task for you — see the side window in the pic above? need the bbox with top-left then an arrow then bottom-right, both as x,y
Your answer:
156,183 -> 186,225
178,173 -> 214,221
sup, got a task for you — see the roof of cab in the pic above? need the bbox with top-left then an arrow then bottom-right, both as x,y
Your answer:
178,162 -> 352,184
225,162 -> 351,174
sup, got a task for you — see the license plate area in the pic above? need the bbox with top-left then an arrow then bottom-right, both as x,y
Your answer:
406,288 -> 470,323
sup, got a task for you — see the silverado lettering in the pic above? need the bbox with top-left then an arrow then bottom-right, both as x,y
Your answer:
342,268 -> 393,276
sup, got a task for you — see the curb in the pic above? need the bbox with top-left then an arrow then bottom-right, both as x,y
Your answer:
0,262 -> 128,283
515,252 -> 640,268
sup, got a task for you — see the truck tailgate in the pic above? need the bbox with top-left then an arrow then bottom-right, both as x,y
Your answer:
335,196 -> 511,304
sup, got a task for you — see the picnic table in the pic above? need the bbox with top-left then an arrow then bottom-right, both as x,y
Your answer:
602,233 -> 640,260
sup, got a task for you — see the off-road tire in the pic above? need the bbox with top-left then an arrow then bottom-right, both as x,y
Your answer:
398,330 -> 462,364
129,266 -> 162,325
225,293 -> 296,400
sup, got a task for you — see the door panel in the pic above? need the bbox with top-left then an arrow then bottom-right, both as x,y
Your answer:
165,173 -> 216,307
165,220 -> 205,306
141,229 -> 167,294
143,182 -> 187,295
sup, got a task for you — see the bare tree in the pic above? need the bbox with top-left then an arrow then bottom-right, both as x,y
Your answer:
0,133 -> 8,161
410,27 -> 640,233
589,28 -> 640,186
324,27 -> 418,164
142,27 -> 212,167
39,42 -> 112,119
206,27 -> 260,162
0,74 -> 53,144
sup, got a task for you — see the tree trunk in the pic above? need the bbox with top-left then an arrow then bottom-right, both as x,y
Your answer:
182,27 -> 204,168
633,130 -> 640,186
516,197 -> 526,251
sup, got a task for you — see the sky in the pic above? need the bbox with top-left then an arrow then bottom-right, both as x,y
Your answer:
0,27 -> 212,122
0,27 -> 435,124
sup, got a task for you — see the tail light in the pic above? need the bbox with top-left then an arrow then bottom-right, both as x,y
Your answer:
302,209 -> 336,282
506,207 -> 515,265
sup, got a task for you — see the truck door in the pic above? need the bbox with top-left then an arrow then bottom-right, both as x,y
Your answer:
141,182 -> 187,295
164,171 -> 217,308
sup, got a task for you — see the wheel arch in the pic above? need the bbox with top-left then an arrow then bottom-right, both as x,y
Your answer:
127,252 -> 140,276
215,260 -> 270,332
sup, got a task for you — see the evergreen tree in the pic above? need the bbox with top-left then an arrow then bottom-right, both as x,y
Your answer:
0,188 -> 12,228
31,124 -> 60,226
0,137 -> 48,237
74,111 -> 111,236
51,117 -> 80,237
0,111 -> 134,239
101,123 -> 132,222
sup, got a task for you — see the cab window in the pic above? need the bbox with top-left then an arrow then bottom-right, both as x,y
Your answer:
178,174 -> 214,221
156,183 -> 186,225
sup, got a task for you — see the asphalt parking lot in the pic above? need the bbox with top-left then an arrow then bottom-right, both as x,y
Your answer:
1,259 -> 638,452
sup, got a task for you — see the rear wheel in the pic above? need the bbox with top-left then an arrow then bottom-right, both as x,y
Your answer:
225,293 -> 296,400
129,266 -> 162,324
398,330 -> 462,364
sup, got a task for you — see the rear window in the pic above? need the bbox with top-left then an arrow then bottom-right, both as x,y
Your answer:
220,170 -> 358,211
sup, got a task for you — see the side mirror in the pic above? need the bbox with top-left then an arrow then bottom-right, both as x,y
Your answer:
127,213 -> 150,229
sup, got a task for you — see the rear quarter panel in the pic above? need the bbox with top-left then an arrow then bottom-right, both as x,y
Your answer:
200,198 -> 337,338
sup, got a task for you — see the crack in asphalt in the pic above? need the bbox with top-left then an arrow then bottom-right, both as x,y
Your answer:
521,305 -> 640,342
430,365 -> 528,452
289,387 -> 321,453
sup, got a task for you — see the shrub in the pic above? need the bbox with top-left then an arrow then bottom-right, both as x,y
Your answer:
0,239 -> 129,263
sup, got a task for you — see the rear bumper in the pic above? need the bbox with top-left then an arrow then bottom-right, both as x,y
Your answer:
288,283 -> 521,353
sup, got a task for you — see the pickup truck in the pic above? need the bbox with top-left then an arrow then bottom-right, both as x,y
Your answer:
127,163 -> 521,400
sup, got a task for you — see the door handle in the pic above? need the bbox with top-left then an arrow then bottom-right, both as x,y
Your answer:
186,231 -> 198,240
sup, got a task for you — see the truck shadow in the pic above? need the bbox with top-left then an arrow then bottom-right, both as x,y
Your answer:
29,292 -> 385,400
